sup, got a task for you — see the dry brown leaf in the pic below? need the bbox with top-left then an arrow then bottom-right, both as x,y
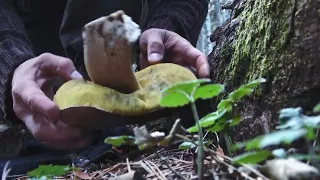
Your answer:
73,171 -> 94,180
216,146 -> 225,161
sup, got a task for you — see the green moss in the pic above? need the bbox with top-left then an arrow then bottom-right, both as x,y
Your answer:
224,0 -> 294,90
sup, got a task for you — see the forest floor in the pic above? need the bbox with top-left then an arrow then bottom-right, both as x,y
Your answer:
6,146 -> 265,180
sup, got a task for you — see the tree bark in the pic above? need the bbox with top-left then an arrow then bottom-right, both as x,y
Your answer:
207,0 -> 320,142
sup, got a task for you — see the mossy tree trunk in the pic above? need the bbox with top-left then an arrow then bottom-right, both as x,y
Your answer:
207,0 -> 320,142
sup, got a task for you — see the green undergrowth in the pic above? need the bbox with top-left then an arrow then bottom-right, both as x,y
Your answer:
23,78 -> 320,179
103,77 -> 320,179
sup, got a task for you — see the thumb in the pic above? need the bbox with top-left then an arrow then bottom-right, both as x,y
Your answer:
141,30 -> 165,64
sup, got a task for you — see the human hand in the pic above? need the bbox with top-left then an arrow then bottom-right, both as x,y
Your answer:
139,28 -> 210,78
11,53 -> 90,150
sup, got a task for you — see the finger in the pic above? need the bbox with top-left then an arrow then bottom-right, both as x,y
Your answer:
139,53 -> 150,69
140,30 -> 165,64
37,53 -> 83,81
13,81 -> 60,122
171,40 -> 210,78
184,47 -> 210,78
25,113 -> 88,142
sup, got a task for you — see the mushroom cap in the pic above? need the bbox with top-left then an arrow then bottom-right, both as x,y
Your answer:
53,63 -> 197,129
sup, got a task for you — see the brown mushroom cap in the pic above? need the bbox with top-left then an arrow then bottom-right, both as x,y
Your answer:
53,63 -> 197,129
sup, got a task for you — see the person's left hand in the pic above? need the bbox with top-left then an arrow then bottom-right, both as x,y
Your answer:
139,28 -> 210,78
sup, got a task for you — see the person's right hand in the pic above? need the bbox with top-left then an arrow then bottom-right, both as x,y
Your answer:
11,53 -> 90,150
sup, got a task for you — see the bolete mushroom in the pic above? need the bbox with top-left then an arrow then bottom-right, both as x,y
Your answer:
53,10 -> 197,129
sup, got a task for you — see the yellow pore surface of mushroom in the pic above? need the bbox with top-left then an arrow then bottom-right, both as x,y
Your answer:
53,63 -> 197,116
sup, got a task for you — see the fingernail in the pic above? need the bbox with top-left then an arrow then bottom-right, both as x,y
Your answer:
71,71 -> 83,80
148,53 -> 162,62
204,65 -> 210,77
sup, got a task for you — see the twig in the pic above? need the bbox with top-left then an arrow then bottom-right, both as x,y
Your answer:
148,160 -> 167,179
102,164 -> 119,174
211,154 -> 256,180
155,151 -> 186,180
176,134 -> 270,180
313,129 -> 319,147
1,161 -> 11,180
241,164 -> 270,180
126,158 -> 131,173
215,132 -> 220,144
175,134 -> 197,146
205,148 -> 270,180
144,160 -> 165,180
195,131 -> 209,153
170,157 -> 193,164
138,161 -> 154,175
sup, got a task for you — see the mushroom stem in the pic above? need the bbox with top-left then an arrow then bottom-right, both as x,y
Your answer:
82,10 -> 141,94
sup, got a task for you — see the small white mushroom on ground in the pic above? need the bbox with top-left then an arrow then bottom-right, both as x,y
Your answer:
262,158 -> 320,180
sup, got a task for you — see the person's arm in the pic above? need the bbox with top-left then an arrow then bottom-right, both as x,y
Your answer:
0,1 -> 35,125
143,0 -> 209,46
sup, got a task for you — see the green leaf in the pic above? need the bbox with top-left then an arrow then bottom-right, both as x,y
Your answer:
305,126 -> 316,141
217,99 -> 233,112
28,164 -> 71,178
179,141 -> 196,150
187,109 -> 228,133
193,84 -> 224,100
199,109 -> 227,127
277,107 -> 320,129
207,121 -> 227,133
161,78 -> 211,95
242,78 -> 266,89
290,154 -> 320,161
187,125 -> 199,133
313,103 -> 320,112
104,136 -> 136,147
303,115 -> 320,129
276,118 -> 303,130
244,136 -> 264,150
232,150 -> 272,165
236,129 -> 308,150
279,107 -> 303,124
257,129 -> 307,149
160,91 -> 190,107
188,121 -> 226,133
228,87 -> 254,102
272,148 -> 287,158
227,115 -> 242,127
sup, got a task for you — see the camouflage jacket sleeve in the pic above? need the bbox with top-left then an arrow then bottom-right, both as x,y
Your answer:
0,1 -> 35,126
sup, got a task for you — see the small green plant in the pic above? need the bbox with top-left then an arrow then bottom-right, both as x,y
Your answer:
105,77 -> 266,179
314,103 -> 320,112
184,78 -> 266,155
159,78 -> 225,179
232,104 -> 320,167
27,164 -> 72,180
24,77 -> 320,180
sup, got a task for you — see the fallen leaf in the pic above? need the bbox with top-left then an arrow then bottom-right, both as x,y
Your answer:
216,146 -> 225,161
74,171 -> 94,180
